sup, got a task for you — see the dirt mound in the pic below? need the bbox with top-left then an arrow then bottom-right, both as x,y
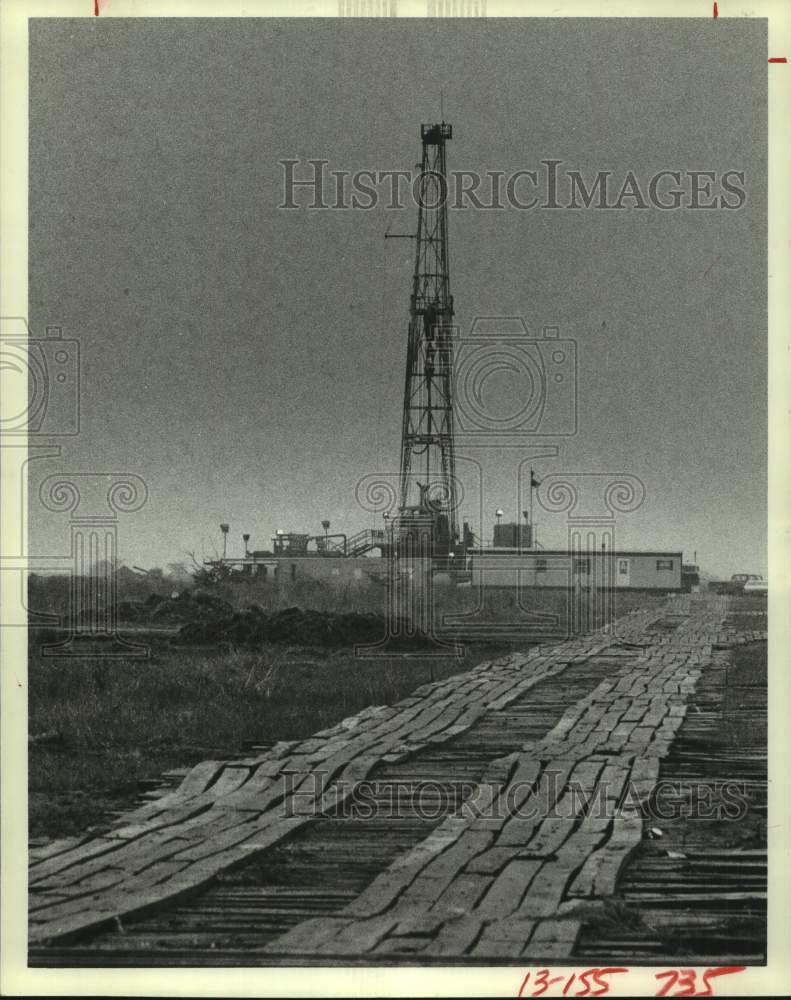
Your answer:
117,600 -> 144,622
150,591 -> 234,624
115,590 -> 234,625
173,605 -> 430,648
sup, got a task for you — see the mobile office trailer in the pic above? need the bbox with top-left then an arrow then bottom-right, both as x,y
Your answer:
469,549 -> 683,591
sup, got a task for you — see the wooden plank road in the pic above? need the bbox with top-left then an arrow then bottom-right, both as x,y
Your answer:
29,595 -> 762,961
30,649 -> 624,964
577,613 -> 767,964
259,595 -> 762,961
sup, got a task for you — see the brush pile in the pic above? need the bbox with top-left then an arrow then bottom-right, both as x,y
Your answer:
173,605 -> 432,648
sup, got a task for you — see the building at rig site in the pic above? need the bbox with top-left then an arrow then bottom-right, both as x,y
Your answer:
212,530 -> 686,594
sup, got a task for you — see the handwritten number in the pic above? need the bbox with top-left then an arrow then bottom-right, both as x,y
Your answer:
593,968 -> 629,996
654,970 -> 678,997
674,969 -> 697,997
517,965 -> 745,999
533,969 -> 564,996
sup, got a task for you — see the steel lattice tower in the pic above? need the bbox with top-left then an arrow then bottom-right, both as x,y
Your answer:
398,122 -> 458,544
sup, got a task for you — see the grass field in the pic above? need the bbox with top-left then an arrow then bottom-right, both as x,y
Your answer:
28,636 -> 512,840
27,579 -> 663,841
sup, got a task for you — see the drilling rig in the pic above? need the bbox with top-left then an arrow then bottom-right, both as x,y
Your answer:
396,122 -> 470,563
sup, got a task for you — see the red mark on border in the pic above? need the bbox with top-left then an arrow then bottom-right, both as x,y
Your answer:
517,966 -> 744,997
768,57 -> 788,63
713,2 -> 718,17
700,967 -> 748,995
94,0 -> 99,14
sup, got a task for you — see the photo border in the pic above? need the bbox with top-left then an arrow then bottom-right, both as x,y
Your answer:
1,1 -> 788,996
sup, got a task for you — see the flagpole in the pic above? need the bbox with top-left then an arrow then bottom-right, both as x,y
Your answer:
529,467 -> 534,544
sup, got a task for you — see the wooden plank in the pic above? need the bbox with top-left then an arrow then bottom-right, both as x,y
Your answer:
475,859 -> 542,918
471,918 -> 536,958
423,915 -> 483,956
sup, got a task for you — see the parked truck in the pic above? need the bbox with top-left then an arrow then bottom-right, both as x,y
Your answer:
708,573 -> 766,596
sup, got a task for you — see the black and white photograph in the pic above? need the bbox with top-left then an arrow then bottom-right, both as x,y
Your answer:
1,1 -> 788,995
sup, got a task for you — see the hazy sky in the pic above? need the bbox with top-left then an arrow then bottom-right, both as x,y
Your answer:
29,17 -> 767,577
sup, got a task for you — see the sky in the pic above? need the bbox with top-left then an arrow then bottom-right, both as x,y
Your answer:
28,17 -> 767,578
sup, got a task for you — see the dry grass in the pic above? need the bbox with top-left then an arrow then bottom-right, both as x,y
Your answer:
27,577 -> 661,840
28,637 -> 506,840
